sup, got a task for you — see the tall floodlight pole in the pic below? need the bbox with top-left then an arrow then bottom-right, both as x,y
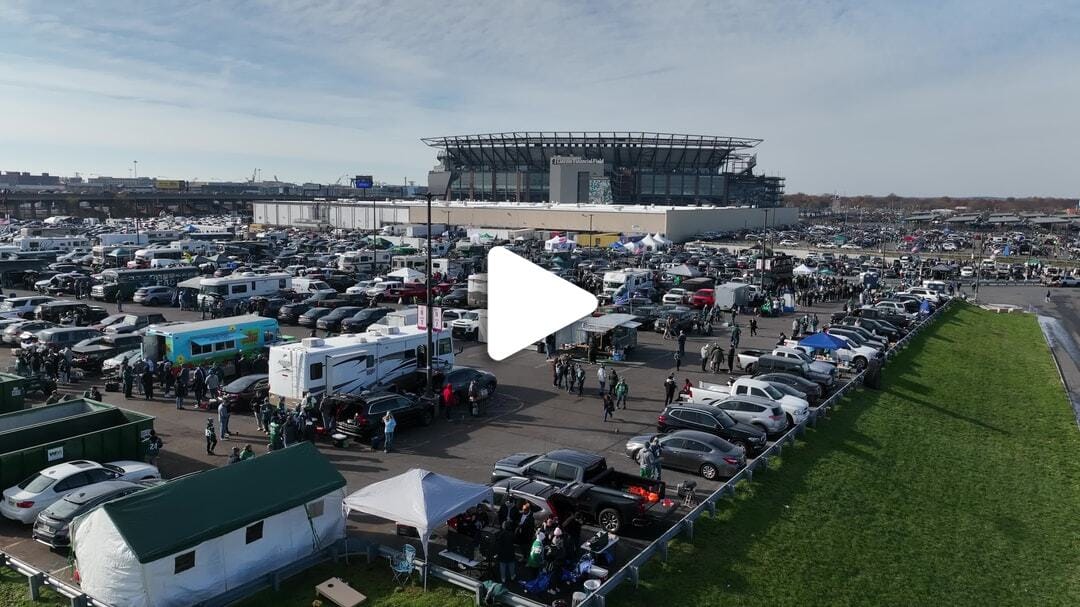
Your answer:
425,191 -> 434,399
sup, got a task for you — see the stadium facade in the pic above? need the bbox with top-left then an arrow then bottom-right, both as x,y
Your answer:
423,132 -> 784,207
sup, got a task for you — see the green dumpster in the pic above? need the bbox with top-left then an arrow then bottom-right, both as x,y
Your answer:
0,398 -> 155,488
0,372 -> 26,414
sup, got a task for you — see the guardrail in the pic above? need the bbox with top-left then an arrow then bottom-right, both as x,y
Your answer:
0,552 -> 111,607
578,299 -> 953,607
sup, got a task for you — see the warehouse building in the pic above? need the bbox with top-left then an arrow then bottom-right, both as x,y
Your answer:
252,199 -> 797,242
422,132 -> 784,206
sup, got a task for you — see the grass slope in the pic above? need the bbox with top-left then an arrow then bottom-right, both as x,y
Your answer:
610,304 -> 1080,606
0,567 -> 66,607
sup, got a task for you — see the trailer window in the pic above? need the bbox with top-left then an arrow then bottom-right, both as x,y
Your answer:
438,338 -> 452,356
232,284 -> 248,294
245,521 -> 263,544
214,340 -> 235,352
310,363 -> 323,380
174,551 -> 195,574
366,355 -> 374,368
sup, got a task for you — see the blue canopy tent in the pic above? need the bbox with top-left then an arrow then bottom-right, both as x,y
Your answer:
798,332 -> 848,350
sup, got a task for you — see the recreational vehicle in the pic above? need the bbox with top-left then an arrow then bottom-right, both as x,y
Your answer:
96,233 -> 150,247
142,315 -> 283,370
11,236 -> 92,254
91,245 -> 138,269
130,247 -> 183,268
602,270 -> 654,299
338,250 -> 391,273
391,255 -> 428,272
268,324 -> 454,400
196,272 -> 292,306
91,266 -> 201,302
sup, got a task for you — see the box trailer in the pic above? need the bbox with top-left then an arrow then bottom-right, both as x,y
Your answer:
0,399 -> 154,489
714,282 -> 752,310
468,273 -> 487,308
0,372 -> 27,414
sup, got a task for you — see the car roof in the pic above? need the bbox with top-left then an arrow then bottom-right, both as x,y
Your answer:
666,402 -> 724,416
62,480 -> 142,505
668,429 -> 730,446
41,460 -> 101,479
543,449 -> 604,467
493,476 -> 557,498
720,394 -> 780,407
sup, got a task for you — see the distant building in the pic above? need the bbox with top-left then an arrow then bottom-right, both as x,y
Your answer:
424,131 -> 784,206
0,171 -> 62,191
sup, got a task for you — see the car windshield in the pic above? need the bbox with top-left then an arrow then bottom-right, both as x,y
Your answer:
44,496 -> 86,520
464,312 -> 479,320
225,376 -> 260,391
764,385 -> 784,400
17,473 -> 55,493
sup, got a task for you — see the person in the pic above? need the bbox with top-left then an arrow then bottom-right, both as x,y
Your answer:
710,344 -> 723,374
142,367 -> 155,400
596,364 -> 607,396
382,411 -> 396,453
730,324 -> 741,348
116,297 -> 123,313
44,390 -> 63,404
566,363 -> 577,394
467,378 -> 480,418
749,317 -> 758,337
87,385 -> 102,401
637,441 -> 656,478
525,530 -> 546,579
544,529 -> 567,586
205,370 -> 220,401
648,436 -> 663,480
143,430 -> 163,467
811,313 -> 819,333
677,330 -> 687,356
496,519 -> 517,583
673,349 -> 682,372
227,447 -> 241,465
319,394 -> 336,433
614,377 -> 628,409
701,342 -> 715,372
776,332 -> 787,346
602,393 -> 615,422
791,317 -> 800,338
679,378 -> 692,396
175,366 -> 188,409
663,374 -> 676,406
727,346 -> 736,374
122,364 -> 135,399
1046,289 -> 1051,303
268,416 -> 283,451
442,381 -> 456,420
575,364 -> 585,396
514,501 -> 536,553
218,399 -> 231,439
239,443 -> 255,461
205,418 -> 218,455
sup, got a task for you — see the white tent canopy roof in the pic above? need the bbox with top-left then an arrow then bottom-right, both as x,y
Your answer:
793,264 -> 815,275
386,267 -> 425,282
342,469 -> 493,557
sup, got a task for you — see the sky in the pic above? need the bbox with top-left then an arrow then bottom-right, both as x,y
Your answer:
0,0 -> 1077,197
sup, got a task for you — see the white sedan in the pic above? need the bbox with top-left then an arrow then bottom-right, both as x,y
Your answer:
1,460 -> 161,524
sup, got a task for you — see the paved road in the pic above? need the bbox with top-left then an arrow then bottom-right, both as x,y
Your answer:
0,288 -> 857,584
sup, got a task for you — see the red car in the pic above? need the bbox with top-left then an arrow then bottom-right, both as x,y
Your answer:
384,283 -> 429,303
689,288 -> 715,308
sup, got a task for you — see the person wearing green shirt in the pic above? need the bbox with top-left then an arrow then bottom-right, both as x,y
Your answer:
614,378 -> 628,409
239,444 -> 255,461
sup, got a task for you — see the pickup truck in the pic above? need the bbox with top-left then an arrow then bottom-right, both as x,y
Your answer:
678,379 -> 810,427
743,352 -> 837,388
778,338 -> 878,371
491,449 -> 678,533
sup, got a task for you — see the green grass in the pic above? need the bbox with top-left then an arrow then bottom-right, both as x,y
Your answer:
0,567 -> 66,607
609,303 -> 1080,607
234,560 -> 474,607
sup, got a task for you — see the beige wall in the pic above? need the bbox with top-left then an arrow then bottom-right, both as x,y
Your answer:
406,206 -> 668,236
664,207 -> 798,241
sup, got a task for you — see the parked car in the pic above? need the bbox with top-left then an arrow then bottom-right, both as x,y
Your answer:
1,460 -> 161,524
340,308 -> 392,333
104,313 -> 168,334
441,367 -> 498,403
33,301 -> 109,325
221,374 -> 270,411
0,296 -> 55,320
316,306 -> 367,333
71,333 -> 143,371
384,283 -> 428,303
101,349 -> 142,376
752,372 -> 824,404
332,392 -> 434,441
297,307 -> 332,328
132,286 -> 175,306
661,288 -> 688,305
26,327 -> 101,351
440,288 -> 469,308
277,302 -> 313,325
624,430 -> 745,480
712,395 -> 789,435
3,320 -> 54,345
32,480 -> 149,548
89,313 -> 129,332
657,403 -> 768,454
451,311 -> 483,340
748,354 -> 836,388
688,288 -> 715,308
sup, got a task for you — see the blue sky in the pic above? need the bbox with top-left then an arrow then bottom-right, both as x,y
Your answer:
0,0 -> 1077,196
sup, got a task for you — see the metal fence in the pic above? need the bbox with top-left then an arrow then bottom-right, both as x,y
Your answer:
578,300 -> 954,607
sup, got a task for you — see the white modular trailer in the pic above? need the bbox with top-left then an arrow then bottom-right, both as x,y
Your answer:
197,272 -> 292,305
601,269 -> 654,297
268,324 -> 454,400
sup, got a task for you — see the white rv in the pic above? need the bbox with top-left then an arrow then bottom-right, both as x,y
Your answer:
602,270 -> 654,298
338,250 -> 391,273
197,272 -> 292,305
131,247 -> 184,268
268,324 -> 454,400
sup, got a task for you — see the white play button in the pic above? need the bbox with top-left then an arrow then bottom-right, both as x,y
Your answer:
487,246 -> 598,361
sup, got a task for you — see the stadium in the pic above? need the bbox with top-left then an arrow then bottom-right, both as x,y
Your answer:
423,131 -> 784,206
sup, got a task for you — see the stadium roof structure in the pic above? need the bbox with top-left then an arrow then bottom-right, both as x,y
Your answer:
422,131 -> 763,172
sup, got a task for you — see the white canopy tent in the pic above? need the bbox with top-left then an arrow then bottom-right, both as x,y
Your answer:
544,235 -> 576,252
665,263 -> 701,278
343,469 -> 493,587
793,264 -> 816,276
386,267 -> 425,283
652,233 -> 673,246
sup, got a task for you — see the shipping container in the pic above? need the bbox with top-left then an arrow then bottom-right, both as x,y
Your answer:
0,399 -> 154,489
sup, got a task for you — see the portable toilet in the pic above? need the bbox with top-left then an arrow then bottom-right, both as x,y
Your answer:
0,373 -> 26,414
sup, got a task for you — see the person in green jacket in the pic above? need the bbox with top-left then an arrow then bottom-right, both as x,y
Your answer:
239,444 -> 255,461
268,419 -> 283,452
614,378 -> 628,409
525,530 -> 545,579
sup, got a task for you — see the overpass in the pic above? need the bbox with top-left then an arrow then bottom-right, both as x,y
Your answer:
0,191 -> 316,220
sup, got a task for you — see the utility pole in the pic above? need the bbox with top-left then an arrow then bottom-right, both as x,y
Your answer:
760,209 -> 768,290
424,192 -> 435,402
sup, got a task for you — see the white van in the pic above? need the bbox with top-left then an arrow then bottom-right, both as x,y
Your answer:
291,277 -> 337,298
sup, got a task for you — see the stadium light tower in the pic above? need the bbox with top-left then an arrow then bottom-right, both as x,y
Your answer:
424,172 -> 456,406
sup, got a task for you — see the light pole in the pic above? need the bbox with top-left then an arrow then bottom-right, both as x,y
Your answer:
583,213 -> 594,246
424,191 -> 434,401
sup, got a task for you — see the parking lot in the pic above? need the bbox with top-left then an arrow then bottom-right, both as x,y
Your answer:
0,285 -> 859,590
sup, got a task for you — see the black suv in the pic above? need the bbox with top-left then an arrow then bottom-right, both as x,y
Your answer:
34,301 -> 110,325
277,302 -> 313,324
332,392 -> 435,440
657,403 -> 767,454
340,308 -> 392,333
315,306 -> 366,333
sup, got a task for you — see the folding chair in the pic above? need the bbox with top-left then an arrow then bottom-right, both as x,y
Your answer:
391,544 -> 416,587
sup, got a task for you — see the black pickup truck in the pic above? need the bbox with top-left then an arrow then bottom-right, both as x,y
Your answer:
491,449 -> 677,533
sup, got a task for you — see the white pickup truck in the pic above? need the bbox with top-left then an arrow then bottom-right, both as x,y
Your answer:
679,378 -> 810,426
775,341 -> 878,372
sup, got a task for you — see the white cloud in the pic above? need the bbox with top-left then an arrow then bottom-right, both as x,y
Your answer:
0,0 -> 1076,195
